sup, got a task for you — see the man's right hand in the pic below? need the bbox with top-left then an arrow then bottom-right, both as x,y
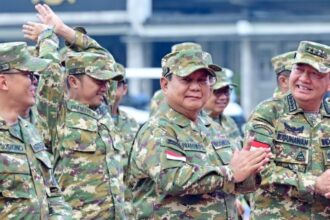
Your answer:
315,169 -> 330,198
229,147 -> 271,183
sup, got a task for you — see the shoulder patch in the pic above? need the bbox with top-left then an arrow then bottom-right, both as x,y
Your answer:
252,124 -> 273,135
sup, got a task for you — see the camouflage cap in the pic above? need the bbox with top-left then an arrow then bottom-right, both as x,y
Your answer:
0,42 -> 50,73
65,51 -> 117,80
213,68 -> 237,90
162,50 -> 220,77
293,41 -> 330,74
171,42 -> 203,53
271,51 -> 296,75
113,63 -> 125,81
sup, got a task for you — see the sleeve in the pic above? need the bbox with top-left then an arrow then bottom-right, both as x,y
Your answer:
47,178 -> 73,220
128,123 -> 236,196
68,31 -> 113,58
244,100 -> 317,203
35,28 -> 65,150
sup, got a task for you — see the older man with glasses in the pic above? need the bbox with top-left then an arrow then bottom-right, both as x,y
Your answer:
0,42 -> 72,219
127,49 -> 271,219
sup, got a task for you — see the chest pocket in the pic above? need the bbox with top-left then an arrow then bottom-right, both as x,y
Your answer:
0,144 -> 34,199
274,131 -> 310,173
320,138 -> 330,169
212,139 -> 232,165
180,140 -> 207,164
64,114 -> 99,153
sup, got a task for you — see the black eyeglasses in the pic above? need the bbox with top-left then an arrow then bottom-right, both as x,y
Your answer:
213,87 -> 232,96
2,70 -> 35,81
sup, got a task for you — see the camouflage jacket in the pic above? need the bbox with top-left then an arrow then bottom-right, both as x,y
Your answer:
212,114 -> 243,149
0,116 -> 72,219
149,89 -> 166,117
36,30 -> 129,219
112,108 -> 139,168
127,104 -> 257,220
244,93 -> 330,219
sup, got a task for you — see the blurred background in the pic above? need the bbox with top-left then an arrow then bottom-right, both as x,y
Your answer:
2,0 -> 330,121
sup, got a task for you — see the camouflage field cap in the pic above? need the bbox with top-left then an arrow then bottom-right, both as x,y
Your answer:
171,42 -> 203,53
162,49 -> 220,77
0,42 -> 50,73
65,52 -> 117,80
293,41 -> 330,74
113,63 -> 125,81
271,51 -> 296,74
213,68 -> 237,90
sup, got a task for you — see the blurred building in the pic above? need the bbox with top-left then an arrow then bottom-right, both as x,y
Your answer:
2,0 -> 330,116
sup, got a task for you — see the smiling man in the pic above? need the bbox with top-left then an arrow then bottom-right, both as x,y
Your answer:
244,41 -> 330,219
127,49 -> 271,219
0,42 -> 72,219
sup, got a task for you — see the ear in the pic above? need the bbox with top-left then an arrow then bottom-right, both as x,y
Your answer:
122,84 -> 128,96
68,75 -> 80,89
278,74 -> 289,91
160,77 -> 169,95
0,75 -> 9,91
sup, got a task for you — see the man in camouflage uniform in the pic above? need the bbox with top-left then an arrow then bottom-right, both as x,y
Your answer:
204,68 -> 242,148
127,49 -> 271,219
271,51 -> 296,99
23,4 -> 130,219
149,42 -> 203,117
0,42 -> 72,219
244,41 -> 330,219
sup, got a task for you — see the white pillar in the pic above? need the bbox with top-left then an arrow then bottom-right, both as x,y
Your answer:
241,38 -> 254,118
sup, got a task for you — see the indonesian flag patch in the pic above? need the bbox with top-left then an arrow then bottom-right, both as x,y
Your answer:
250,140 -> 270,151
165,150 -> 186,162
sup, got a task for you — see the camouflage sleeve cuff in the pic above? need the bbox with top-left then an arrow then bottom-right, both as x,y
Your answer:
235,174 -> 261,194
38,27 -> 59,46
70,31 -> 83,49
292,172 -> 317,202
220,165 -> 236,194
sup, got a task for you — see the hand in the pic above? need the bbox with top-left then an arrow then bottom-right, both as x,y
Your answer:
22,21 -> 49,41
35,4 -> 63,34
315,169 -> 330,198
229,148 -> 270,183
35,3 -> 75,44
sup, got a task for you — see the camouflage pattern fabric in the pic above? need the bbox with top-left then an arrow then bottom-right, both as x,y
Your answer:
149,89 -> 166,117
0,41 -> 50,72
213,68 -> 237,90
112,109 -> 139,168
272,87 -> 283,99
127,103 -> 257,219
171,42 -> 202,53
36,29 -> 130,219
293,41 -> 330,73
271,51 -> 295,99
212,114 -> 242,150
271,51 -> 295,75
244,93 -> 330,219
0,116 -> 72,219
161,49 -> 220,77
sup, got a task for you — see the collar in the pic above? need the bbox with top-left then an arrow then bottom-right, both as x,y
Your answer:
163,104 -> 209,129
285,93 -> 330,117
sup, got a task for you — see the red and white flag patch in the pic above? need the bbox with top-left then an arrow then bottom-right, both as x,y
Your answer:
165,150 -> 186,162
250,140 -> 270,151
